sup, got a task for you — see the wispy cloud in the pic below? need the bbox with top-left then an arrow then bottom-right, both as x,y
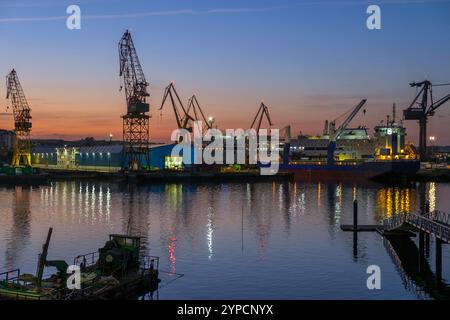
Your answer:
0,5 -> 298,23
1,0 -> 449,24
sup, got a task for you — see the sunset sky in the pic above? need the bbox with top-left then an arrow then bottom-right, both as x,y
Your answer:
1,0 -> 449,144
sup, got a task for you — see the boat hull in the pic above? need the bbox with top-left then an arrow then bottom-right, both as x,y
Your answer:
280,160 -> 420,180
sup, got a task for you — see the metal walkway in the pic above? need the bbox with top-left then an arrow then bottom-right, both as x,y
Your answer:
383,210 -> 450,243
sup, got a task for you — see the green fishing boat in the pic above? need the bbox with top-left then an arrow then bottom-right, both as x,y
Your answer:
0,228 -> 160,300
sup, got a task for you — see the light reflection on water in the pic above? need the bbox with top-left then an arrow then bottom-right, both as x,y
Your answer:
0,180 -> 448,299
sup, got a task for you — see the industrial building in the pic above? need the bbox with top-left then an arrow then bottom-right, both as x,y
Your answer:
0,129 -> 15,164
31,144 -> 187,172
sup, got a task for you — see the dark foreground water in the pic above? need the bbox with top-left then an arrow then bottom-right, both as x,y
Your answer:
0,180 -> 449,299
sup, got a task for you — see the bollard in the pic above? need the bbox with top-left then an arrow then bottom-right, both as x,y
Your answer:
353,200 -> 358,231
436,238 -> 442,288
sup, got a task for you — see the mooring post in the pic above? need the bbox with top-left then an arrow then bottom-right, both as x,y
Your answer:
425,201 -> 430,257
353,200 -> 358,231
419,231 -> 425,274
436,238 -> 442,288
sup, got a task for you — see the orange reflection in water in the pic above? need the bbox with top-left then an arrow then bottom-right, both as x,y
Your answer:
376,187 -> 414,220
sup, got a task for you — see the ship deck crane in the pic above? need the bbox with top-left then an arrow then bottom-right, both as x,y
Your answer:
6,69 -> 32,167
159,82 -> 196,132
119,30 -> 150,171
327,99 -> 367,165
250,102 -> 273,133
403,80 -> 450,160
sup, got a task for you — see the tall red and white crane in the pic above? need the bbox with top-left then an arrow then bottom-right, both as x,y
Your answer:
6,69 -> 32,167
119,30 -> 150,170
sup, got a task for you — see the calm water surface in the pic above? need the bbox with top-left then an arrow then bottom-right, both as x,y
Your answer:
0,180 -> 449,299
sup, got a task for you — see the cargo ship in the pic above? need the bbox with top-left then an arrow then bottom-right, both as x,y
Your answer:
279,158 -> 420,180
279,102 -> 420,180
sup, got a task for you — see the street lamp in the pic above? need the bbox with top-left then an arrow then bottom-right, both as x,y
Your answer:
429,136 -> 436,161
207,116 -> 215,128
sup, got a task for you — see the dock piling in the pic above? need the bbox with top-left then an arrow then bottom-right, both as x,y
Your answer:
436,238 -> 442,288
353,200 -> 358,231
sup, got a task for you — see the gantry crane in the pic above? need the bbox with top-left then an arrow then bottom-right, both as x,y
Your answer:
403,80 -> 450,160
327,99 -> 367,165
159,82 -> 196,132
250,102 -> 273,132
186,94 -> 214,131
6,69 -> 32,167
119,30 -> 150,171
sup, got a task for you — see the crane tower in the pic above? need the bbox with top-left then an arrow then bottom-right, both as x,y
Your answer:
119,30 -> 150,171
403,81 -> 450,160
6,69 -> 32,167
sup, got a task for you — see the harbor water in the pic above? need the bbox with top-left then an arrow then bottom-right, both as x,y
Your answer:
0,180 -> 449,299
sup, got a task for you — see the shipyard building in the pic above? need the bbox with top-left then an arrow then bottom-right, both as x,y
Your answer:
31,144 -> 187,172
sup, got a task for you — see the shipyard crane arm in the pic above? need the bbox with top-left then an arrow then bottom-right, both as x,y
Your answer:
330,99 -> 367,142
119,30 -> 149,112
406,81 -> 450,116
250,102 -> 273,132
6,69 -> 32,131
6,69 -> 32,167
327,99 -> 366,165
159,82 -> 195,131
403,80 -> 450,160
428,94 -> 450,115
187,95 -> 213,130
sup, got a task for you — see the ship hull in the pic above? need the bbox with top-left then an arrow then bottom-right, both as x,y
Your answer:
280,160 -> 420,180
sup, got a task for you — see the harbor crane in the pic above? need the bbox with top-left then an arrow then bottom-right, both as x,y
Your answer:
250,102 -> 273,132
6,69 -> 32,167
327,99 -> 367,165
159,82 -> 196,132
119,30 -> 150,170
403,80 -> 450,160
186,94 -> 215,131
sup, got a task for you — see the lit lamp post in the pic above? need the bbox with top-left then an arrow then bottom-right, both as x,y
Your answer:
108,134 -> 113,172
429,136 -> 436,162
207,116 -> 215,129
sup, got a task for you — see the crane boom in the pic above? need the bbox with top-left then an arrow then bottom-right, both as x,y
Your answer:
327,99 -> 367,165
403,80 -> 450,160
6,69 -> 32,167
330,99 -> 367,142
250,102 -> 273,132
118,30 -> 150,171
187,95 -> 213,131
159,82 -> 195,131
119,30 -> 149,113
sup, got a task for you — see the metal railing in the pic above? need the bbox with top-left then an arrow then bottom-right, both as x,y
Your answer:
141,256 -> 159,271
0,269 -> 21,284
383,210 -> 450,243
407,213 -> 450,243
424,210 -> 450,226
74,251 -> 99,268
